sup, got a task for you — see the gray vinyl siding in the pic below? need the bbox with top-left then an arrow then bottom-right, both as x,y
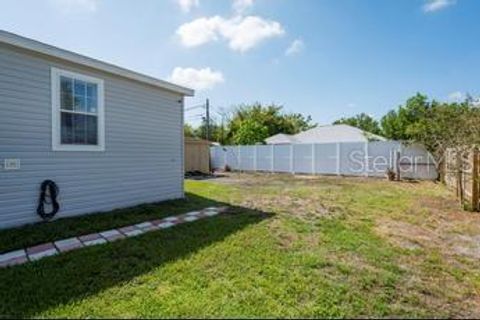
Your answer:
0,43 -> 184,229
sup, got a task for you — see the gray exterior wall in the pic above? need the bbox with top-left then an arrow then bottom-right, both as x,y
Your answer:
0,43 -> 185,229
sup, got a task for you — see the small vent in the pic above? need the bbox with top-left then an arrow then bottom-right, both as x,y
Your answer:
4,159 -> 21,170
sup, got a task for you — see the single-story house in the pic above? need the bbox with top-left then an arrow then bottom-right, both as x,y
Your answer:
265,124 -> 386,145
0,30 -> 194,229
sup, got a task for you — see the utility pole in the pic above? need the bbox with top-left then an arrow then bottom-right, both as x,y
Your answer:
205,98 -> 210,141
221,115 -> 225,145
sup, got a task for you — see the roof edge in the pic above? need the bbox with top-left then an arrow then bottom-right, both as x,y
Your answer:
0,30 -> 194,97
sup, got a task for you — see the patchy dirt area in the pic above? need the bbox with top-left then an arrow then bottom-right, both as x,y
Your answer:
211,172 -> 347,220
377,194 -> 480,259
200,172 -> 480,317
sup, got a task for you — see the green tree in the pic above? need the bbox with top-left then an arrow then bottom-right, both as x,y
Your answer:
194,118 -> 222,142
406,100 -> 480,160
226,103 -> 316,145
333,113 -> 382,135
283,113 -> 316,134
184,124 -> 195,137
233,118 -> 269,145
380,93 -> 430,140
379,93 -> 480,177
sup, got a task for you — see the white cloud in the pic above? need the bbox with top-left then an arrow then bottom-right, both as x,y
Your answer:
448,91 -> 464,102
285,39 -> 305,56
221,16 -> 285,52
176,16 -> 223,47
177,0 -> 199,13
422,0 -> 456,13
168,67 -> 224,91
176,15 -> 285,52
49,0 -> 99,13
233,0 -> 254,13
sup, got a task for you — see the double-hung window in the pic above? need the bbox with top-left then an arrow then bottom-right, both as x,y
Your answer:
51,68 -> 105,151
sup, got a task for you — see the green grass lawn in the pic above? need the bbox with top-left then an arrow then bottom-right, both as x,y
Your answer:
1,173 -> 480,318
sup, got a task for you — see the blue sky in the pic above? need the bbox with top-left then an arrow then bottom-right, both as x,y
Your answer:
1,0 -> 478,126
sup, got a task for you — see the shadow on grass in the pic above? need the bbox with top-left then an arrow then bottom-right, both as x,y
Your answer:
0,192 -> 234,253
0,194 -> 274,317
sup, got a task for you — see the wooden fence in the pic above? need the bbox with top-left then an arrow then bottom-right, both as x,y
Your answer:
185,138 -> 211,174
444,148 -> 480,211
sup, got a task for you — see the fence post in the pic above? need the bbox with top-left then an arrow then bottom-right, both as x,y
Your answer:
364,142 -> 369,177
336,143 -> 340,175
472,148 -> 479,211
312,143 -> 316,175
290,144 -> 295,175
395,150 -> 401,181
271,144 -> 274,173
389,148 -> 394,170
224,148 -> 228,168
254,145 -> 257,172
456,150 -> 463,201
238,145 -> 241,171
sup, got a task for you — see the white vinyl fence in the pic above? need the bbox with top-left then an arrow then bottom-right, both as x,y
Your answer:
211,141 -> 438,180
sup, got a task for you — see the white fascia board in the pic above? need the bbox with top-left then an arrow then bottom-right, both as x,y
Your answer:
0,30 -> 194,97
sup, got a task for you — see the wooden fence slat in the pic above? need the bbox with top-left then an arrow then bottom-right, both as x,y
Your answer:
444,147 -> 480,212
473,149 -> 480,211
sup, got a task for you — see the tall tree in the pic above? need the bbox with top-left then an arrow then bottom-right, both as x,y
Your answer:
333,113 -> 382,135
184,124 -> 195,137
226,103 -> 316,145
232,118 -> 269,145
379,93 -> 480,177
406,100 -> 480,163
194,118 -> 223,143
380,93 -> 430,140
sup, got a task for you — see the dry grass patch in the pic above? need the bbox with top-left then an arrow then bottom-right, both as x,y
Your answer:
3,172 -> 480,318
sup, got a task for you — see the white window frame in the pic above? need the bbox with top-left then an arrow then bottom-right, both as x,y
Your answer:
51,67 -> 105,151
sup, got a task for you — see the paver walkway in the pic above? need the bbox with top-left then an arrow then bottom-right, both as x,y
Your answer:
0,206 -> 227,268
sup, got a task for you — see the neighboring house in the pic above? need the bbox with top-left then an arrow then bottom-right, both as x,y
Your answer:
264,133 -> 299,145
0,30 -> 194,229
265,124 -> 386,145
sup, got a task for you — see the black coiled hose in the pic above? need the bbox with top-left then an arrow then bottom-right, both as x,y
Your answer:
37,180 -> 60,221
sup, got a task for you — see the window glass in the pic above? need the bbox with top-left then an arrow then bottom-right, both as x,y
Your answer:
86,115 -> 98,144
57,72 -> 101,147
74,79 -> 86,112
86,83 -> 98,113
61,112 -> 73,144
60,76 -> 73,110
73,114 -> 87,144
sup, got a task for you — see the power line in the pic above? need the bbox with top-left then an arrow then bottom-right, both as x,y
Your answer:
185,116 -> 204,121
184,104 -> 206,112
187,113 -> 204,117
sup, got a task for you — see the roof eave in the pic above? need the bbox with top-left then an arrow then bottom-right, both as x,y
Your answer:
0,30 -> 194,97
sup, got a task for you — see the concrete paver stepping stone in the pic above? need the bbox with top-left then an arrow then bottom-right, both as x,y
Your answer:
1,206 -> 227,268
135,222 -> 158,232
100,230 -> 125,242
0,249 -> 28,267
119,226 -> 144,237
27,243 -> 58,261
54,238 -> 83,252
79,233 -> 108,246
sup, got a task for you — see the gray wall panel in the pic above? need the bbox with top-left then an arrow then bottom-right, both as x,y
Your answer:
0,43 -> 184,229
